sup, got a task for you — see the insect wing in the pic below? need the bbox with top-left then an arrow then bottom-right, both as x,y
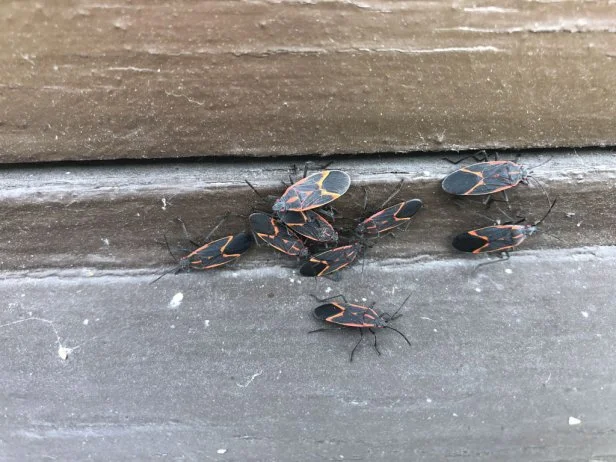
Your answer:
299,243 -> 360,276
358,199 -> 422,236
314,302 -> 378,328
185,233 -> 252,269
273,170 -> 351,212
453,225 -> 526,253
279,210 -> 337,242
442,161 -> 523,196
249,213 -> 307,257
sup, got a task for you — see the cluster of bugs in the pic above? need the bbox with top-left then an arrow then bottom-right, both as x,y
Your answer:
443,153 -> 557,266
153,153 -> 556,361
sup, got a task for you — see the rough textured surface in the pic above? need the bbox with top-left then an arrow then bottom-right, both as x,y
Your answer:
1,248 -> 616,461
2,1 -> 616,162
0,150 -> 614,270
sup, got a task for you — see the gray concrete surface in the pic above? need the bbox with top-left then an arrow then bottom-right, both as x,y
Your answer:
1,247 -> 615,461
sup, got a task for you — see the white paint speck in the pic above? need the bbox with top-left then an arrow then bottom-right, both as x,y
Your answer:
289,278 -> 295,283
169,292 -> 184,308
505,268 -> 513,274
475,287 -> 482,293
217,449 -> 227,454
58,346 -> 71,360
452,413 -> 458,417
161,198 -> 167,210
204,320 -> 210,327
362,297 -> 367,302
170,324 -> 175,329
581,311 -> 589,318
325,287 -> 332,293
426,398 -> 432,403
101,238 -> 110,246
433,329 -> 438,332
569,416 -> 581,425
83,319 -> 89,326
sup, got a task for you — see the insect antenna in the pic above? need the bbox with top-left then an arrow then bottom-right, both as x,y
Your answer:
150,264 -> 181,284
534,198 -> 558,226
150,234 -> 183,284
388,293 -> 412,321
527,155 -> 554,171
379,179 -> 405,209
528,176 -> 552,209
384,326 -> 412,346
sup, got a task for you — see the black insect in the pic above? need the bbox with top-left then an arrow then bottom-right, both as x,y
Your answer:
299,243 -> 362,277
309,294 -> 412,361
249,212 -> 308,257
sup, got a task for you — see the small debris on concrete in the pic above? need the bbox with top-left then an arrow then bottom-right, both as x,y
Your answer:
569,416 -> 581,426
217,448 -> 227,454
581,311 -> 589,318
58,346 -> 71,360
169,292 -> 183,308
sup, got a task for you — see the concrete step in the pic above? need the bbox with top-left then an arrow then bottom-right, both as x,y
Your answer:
1,247 -> 615,461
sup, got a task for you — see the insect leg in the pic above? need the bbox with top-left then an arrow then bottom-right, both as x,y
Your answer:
369,328 -> 381,356
244,179 -> 264,199
443,150 -> 492,165
350,329 -> 364,362
473,251 -> 511,272
501,190 -> 511,208
204,215 -> 230,241
361,186 -> 368,216
175,217 -> 200,247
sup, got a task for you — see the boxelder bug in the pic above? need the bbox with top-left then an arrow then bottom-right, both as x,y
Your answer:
272,170 -> 351,213
278,210 -> 338,242
355,199 -> 423,238
152,232 -> 253,283
249,212 -> 309,257
442,154 -> 552,206
309,294 -> 412,361
299,242 -> 362,277
452,199 -> 557,259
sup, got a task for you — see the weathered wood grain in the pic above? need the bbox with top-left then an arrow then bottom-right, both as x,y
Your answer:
1,1 -> 616,161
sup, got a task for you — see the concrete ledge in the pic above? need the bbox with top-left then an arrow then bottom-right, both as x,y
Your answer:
0,150 -> 614,271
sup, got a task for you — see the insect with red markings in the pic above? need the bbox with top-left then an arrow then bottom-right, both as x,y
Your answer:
452,199 -> 557,265
278,210 -> 338,242
299,242 -> 362,278
309,294 -> 412,361
249,212 -> 309,257
152,232 -> 253,283
272,170 -> 351,213
355,199 -> 423,238
442,152 -> 551,206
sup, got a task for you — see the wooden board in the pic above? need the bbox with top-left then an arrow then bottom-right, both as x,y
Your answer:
1,1 -> 616,162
